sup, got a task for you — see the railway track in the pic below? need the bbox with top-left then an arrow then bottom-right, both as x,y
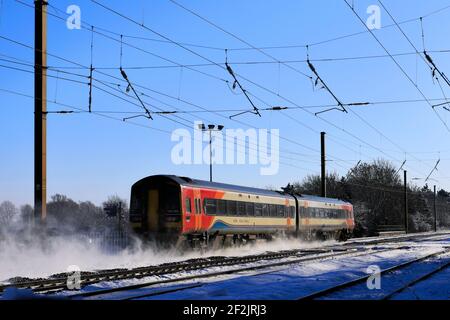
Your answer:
1,231 -> 447,298
70,246 -> 397,300
343,231 -> 450,247
0,247 -> 346,294
297,248 -> 450,300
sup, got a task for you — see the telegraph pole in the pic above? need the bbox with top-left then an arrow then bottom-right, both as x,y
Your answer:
320,132 -> 326,197
434,185 -> 437,232
404,170 -> 408,233
34,0 -> 47,222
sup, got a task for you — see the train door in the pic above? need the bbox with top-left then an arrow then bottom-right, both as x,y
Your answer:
147,189 -> 159,232
193,188 -> 202,233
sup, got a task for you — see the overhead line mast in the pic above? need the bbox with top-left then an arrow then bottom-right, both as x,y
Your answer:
34,0 -> 47,222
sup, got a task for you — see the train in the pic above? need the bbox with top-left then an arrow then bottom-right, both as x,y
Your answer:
129,175 -> 355,247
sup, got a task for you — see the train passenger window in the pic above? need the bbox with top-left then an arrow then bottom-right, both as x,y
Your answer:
227,200 -> 237,216
301,207 -> 307,218
185,198 -> 192,213
217,200 -> 226,215
277,205 -> 284,217
290,206 -> 295,218
262,204 -> 269,217
269,204 -> 277,217
237,201 -> 246,216
246,202 -> 255,216
204,198 -> 217,215
254,203 -> 262,216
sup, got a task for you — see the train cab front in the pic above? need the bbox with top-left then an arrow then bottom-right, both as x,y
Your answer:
129,175 -> 183,244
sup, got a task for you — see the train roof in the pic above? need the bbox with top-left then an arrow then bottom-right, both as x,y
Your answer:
297,194 -> 351,205
133,175 -> 351,205
134,175 -> 292,199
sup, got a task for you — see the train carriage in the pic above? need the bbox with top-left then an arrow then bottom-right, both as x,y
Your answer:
129,175 -> 354,246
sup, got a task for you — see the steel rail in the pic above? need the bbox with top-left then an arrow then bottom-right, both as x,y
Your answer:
70,247 -> 395,300
382,257 -> 450,300
0,247 -> 338,293
298,249 -> 448,300
1,232 -> 447,296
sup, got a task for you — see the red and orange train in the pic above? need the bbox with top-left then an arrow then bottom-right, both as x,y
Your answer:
129,175 -> 354,247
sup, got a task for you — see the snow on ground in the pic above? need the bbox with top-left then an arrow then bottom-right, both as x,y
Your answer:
2,234 -> 449,300
123,236 -> 450,300
0,235 -> 335,282
390,262 -> 450,300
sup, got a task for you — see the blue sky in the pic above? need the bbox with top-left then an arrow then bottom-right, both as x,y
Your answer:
1,0 -> 450,206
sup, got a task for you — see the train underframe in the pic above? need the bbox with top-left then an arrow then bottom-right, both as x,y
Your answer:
146,228 -> 353,250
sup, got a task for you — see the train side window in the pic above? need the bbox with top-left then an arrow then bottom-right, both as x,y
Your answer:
237,201 -> 246,216
217,199 -> 226,215
227,200 -> 237,216
302,207 -> 307,218
204,198 -> 217,215
246,202 -> 254,216
185,198 -> 192,213
262,204 -> 269,217
254,203 -> 262,216
277,205 -> 284,217
269,204 -> 277,217
290,206 -> 295,218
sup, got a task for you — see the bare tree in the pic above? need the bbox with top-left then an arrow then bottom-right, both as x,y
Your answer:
0,201 -> 18,225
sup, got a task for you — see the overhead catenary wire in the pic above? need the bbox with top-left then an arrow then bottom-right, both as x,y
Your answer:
85,1 -> 399,173
148,0 -> 435,178
11,49 -> 450,70
168,0 -> 313,81
344,0 -> 450,134
378,1 -> 450,91
0,32 -> 442,178
1,53 -> 324,167
34,0 -> 449,54
6,0 -> 446,180
49,2 -> 347,166
1,86 -> 317,172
